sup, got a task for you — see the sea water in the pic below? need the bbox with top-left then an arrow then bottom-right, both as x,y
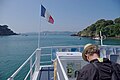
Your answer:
0,33 -> 120,80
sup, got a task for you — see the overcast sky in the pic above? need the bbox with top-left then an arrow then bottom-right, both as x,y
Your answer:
0,0 -> 120,33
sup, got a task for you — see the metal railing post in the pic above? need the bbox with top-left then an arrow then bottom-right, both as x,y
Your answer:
35,48 -> 41,71
30,58 -> 32,80
7,77 -> 13,80
51,47 -> 52,61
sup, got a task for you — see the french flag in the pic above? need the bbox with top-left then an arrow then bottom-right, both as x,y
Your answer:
41,5 -> 54,24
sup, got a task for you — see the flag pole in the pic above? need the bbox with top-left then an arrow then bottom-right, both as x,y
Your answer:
38,0 -> 44,48
38,0 -> 54,48
38,5 -> 41,48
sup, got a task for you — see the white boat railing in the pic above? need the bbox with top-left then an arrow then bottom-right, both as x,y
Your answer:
7,48 -> 41,80
7,45 -> 120,80
100,45 -> 120,58
56,52 -> 86,80
7,45 -> 84,80
56,55 -> 69,80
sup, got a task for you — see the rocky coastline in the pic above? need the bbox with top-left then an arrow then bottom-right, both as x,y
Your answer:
0,25 -> 18,36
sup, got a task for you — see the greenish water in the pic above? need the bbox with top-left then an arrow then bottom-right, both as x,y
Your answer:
0,33 -> 120,80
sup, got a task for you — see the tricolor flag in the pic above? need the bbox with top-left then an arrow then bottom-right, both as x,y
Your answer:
41,5 -> 54,24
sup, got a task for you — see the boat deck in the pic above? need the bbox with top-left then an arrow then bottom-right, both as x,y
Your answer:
7,45 -> 120,80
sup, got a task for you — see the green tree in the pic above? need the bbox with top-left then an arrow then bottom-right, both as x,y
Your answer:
105,20 -> 113,25
114,17 -> 120,24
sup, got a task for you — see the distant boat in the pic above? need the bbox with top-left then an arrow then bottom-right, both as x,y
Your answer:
92,31 -> 106,41
92,36 -> 101,40
92,35 -> 106,41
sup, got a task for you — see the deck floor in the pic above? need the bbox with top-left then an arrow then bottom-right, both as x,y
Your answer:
39,67 -> 54,80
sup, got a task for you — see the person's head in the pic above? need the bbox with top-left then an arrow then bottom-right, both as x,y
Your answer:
82,43 -> 100,62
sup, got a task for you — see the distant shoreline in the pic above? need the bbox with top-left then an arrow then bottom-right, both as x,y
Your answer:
107,37 -> 120,39
71,34 -> 120,40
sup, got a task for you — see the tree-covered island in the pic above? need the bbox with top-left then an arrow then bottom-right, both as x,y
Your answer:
74,17 -> 120,39
0,25 -> 18,36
